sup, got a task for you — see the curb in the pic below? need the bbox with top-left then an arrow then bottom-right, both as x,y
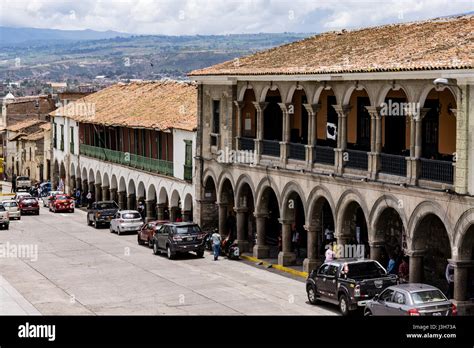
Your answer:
240,254 -> 308,279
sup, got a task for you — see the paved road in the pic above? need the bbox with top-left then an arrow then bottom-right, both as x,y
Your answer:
0,205 -> 337,315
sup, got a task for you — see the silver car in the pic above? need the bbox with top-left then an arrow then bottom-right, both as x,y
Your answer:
110,210 -> 143,235
2,200 -> 21,220
364,283 -> 456,316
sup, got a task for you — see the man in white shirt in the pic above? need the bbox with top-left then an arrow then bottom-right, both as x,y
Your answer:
211,231 -> 222,261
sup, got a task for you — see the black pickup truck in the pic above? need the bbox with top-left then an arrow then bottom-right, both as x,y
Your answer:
87,201 -> 119,228
306,259 -> 398,315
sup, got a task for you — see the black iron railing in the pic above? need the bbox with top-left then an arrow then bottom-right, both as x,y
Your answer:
344,149 -> 368,170
262,140 -> 280,157
289,143 -> 306,161
420,158 -> 454,184
313,145 -> 335,165
240,137 -> 255,151
380,153 -> 407,177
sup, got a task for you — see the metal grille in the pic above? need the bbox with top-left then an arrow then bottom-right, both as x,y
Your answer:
380,153 -> 407,177
262,140 -> 280,157
420,158 -> 454,184
344,149 -> 369,170
289,143 -> 306,161
313,145 -> 335,165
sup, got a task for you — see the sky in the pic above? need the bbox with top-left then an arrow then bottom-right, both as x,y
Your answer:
0,0 -> 472,35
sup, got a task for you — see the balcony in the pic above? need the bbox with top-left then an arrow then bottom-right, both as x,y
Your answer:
239,137 -> 255,151
262,140 -> 280,157
313,145 -> 335,165
184,164 -> 192,182
80,144 -> 174,177
289,143 -> 306,161
345,149 -> 368,170
380,153 -> 407,177
420,158 -> 454,184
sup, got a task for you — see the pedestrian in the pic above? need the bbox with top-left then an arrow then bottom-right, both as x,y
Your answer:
325,244 -> 336,262
86,191 -> 92,209
175,216 -> 182,222
291,223 -> 300,258
398,256 -> 409,283
445,262 -> 454,299
387,253 -> 397,275
75,188 -> 82,207
11,173 -> 16,193
137,200 -> 145,220
211,230 -> 222,261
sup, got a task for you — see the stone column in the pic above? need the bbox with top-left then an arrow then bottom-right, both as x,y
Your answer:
145,200 -> 157,222
333,105 -> 350,174
127,193 -> 136,210
234,101 -> 244,150
408,108 -> 430,185
303,225 -> 320,273
303,104 -> 320,167
366,106 -> 382,179
252,102 -> 268,165
101,186 -> 109,201
369,242 -> 385,263
253,212 -> 269,259
169,206 -> 178,222
453,85 -> 468,194
95,184 -> 102,202
118,191 -> 127,210
157,203 -> 166,220
278,219 -> 296,266
235,207 -> 249,253
76,178 -> 82,192
408,250 -> 424,283
182,210 -> 192,222
450,259 -> 474,302
278,103 -> 291,166
218,203 -> 227,236
109,188 -> 117,204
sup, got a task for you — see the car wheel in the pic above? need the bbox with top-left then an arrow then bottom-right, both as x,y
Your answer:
117,227 -> 121,236
148,239 -> 153,248
137,234 -> 143,245
87,216 -> 92,226
153,242 -> 160,255
94,219 -> 99,229
339,294 -> 350,316
196,250 -> 204,258
71,209 -> 74,213
364,309 -> 373,316
307,285 -> 318,305
167,246 -> 174,260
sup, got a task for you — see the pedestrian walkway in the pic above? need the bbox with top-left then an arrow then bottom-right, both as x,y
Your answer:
240,253 -> 308,278
0,274 -> 41,315
0,180 -> 15,197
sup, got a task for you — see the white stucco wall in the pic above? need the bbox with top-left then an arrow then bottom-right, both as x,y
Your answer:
172,129 -> 196,181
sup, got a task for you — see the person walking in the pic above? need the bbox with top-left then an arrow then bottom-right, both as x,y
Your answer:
387,253 -> 397,275
398,256 -> 409,283
445,262 -> 454,299
325,244 -> 336,262
11,173 -> 16,193
211,230 -> 222,261
86,191 -> 93,209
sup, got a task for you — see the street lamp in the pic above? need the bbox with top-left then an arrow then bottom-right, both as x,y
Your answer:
433,78 -> 463,103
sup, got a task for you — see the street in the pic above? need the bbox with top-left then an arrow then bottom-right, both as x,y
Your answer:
0,205 -> 337,315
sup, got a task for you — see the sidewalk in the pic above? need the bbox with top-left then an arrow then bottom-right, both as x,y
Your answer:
0,180 -> 15,198
240,253 -> 308,279
0,275 -> 41,315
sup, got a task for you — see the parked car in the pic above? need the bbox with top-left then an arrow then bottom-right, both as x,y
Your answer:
0,204 -> 10,229
18,197 -> 40,215
2,200 -> 21,220
87,201 -> 119,228
41,191 -> 64,207
15,176 -> 31,192
14,192 -> 32,203
306,259 -> 398,315
110,210 -> 144,235
152,222 -> 206,259
49,194 -> 75,213
138,220 -> 168,247
364,283 -> 457,316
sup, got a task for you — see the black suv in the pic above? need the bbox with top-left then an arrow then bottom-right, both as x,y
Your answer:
87,201 -> 119,228
152,222 -> 206,259
306,259 -> 398,315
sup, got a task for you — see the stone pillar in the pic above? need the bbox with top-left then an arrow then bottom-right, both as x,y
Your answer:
303,225 -> 320,273
408,108 -> 430,185
76,178 -> 82,192
303,104 -> 320,167
278,219 -> 296,266
70,176 -> 76,193
369,242 -> 384,263
182,210 -> 192,222
157,203 -> 166,220
366,106 -> 382,179
127,193 -> 136,211
252,102 -> 268,165
235,207 -> 249,253
218,203 -> 227,236
169,206 -> 178,222
333,105 -> 350,174
145,200 -> 156,222
454,85 -> 468,194
450,259 -> 474,302
118,191 -> 127,210
278,103 -> 290,166
408,250 -> 424,283
101,186 -> 109,201
234,101 -> 244,150
109,188 -> 117,204
94,184 -> 102,202
253,212 -> 269,259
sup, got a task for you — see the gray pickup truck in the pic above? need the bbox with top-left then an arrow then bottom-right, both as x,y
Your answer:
306,258 -> 398,315
16,176 -> 31,192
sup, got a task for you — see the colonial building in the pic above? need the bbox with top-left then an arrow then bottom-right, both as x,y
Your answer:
51,80 -> 197,222
189,16 -> 474,312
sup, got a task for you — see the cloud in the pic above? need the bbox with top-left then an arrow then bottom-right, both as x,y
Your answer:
0,0 -> 472,35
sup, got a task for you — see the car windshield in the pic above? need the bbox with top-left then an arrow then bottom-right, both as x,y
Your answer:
17,176 -> 29,181
97,202 -> 118,210
175,225 -> 201,234
344,261 -> 387,279
55,195 -> 70,200
3,201 -> 17,207
19,196 -> 33,200
411,290 -> 447,304
122,212 -> 141,219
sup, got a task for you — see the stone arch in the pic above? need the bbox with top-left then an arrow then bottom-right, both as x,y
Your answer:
311,83 -> 339,105
376,82 -> 411,106
95,170 -> 102,185
259,83 -> 283,103
183,193 -> 193,211
118,176 -> 126,192
170,189 -> 180,207
137,181 -> 146,200
110,174 -> 118,190
81,167 -> 88,182
307,185 -> 336,226
237,83 -> 256,102
285,83 -> 309,104
335,189 -> 370,234
255,176 -> 281,213
147,184 -> 157,201
217,171 -> 235,204
280,181 -> 307,220
454,208 -> 474,259
235,174 -> 256,208
102,172 -> 110,188
70,162 -> 75,179
127,179 -> 136,195
342,83 -> 375,106
418,83 -> 458,108
369,194 -> 408,243
88,168 -> 95,183
158,186 -> 169,204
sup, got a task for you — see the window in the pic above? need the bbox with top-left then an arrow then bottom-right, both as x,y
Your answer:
380,289 -> 394,302
70,126 -> 75,154
411,290 -> 447,304
356,97 -> 371,151
60,125 -> 64,151
318,264 -> 330,275
211,100 -> 220,146
53,122 -> 57,148
393,292 -> 406,305
326,265 -> 339,277
184,140 -> 192,182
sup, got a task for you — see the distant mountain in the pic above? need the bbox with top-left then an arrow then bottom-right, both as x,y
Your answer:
0,27 -> 131,46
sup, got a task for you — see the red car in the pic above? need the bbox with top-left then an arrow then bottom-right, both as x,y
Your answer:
19,197 -> 39,215
49,194 -> 75,213
137,220 -> 168,248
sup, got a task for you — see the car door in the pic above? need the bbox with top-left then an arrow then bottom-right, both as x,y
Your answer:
373,288 -> 395,315
324,265 -> 340,302
387,291 -> 409,316
315,264 -> 330,298
111,212 -> 120,230
158,226 -> 169,250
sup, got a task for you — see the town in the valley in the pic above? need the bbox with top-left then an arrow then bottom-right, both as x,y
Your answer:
0,14 -> 473,317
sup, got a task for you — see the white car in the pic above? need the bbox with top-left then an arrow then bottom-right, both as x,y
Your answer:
41,191 -> 64,207
110,210 -> 144,235
0,204 -> 9,229
2,200 -> 21,220
14,192 -> 32,203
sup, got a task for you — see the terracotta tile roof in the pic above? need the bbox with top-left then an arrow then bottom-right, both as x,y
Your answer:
6,119 -> 46,132
39,123 -> 51,131
189,15 -> 473,76
9,133 -> 26,141
21,130 -> 46,141
51,80 -> 197,132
